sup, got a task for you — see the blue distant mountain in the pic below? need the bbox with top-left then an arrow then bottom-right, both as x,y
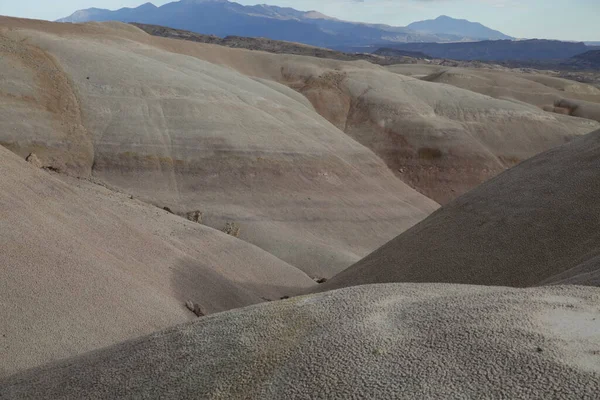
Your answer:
407,15 -> 513,41
57,1 -> 509,48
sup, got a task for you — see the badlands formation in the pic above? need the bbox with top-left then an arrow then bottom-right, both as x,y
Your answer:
0,17 -> 438,277
0,144 -> 315,377
1,16 -> 600,398
388,63 -> 600,111
320,129 -> 600,291
2,284 -> 599,399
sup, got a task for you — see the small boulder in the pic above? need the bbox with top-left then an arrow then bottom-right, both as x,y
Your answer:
185,301 -> 205,317
222,222 -> 241,238
185,210 -> 203,223
25,153 -> 42,168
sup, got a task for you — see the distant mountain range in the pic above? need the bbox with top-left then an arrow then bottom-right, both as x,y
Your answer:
407,15 -> 513,41
56,0 -> 512,47
130,23 -> 600,74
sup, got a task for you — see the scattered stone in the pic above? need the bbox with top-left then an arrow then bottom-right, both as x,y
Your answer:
280,296 -> 290,300
25,153 -> 42,168
536,347 -> 543,353
185,210 -> 203,224
185,301 -> 204,317
313,277 -> 328,284
163,206 -> 173,214
222,222 -> 241,238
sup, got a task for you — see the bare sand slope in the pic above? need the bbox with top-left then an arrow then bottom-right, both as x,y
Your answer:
188,49 -> 599,204
283,66 -> 599,203
0,144 -> 316,377
388,64 -> 600,109
0,17 -> 438,277
153,38 -> 600,204
2,284 -> 599,399
198,50 -> 599,204
320,129 -> 600,291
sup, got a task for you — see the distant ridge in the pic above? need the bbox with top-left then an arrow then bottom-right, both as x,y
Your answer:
566,50 -> 600,69
57,1 -> 505,48
408,15 -> 513,40
377,39 -> 591,61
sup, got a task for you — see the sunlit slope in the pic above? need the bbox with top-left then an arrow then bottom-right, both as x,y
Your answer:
0,144 -> 315,377
0,18 -> 438,277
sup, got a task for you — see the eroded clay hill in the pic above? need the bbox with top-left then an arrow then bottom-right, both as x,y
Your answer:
0,17 -> 438,277
282,65 -> 599,203
2,284 -> 598,399
388,64 -> 600,109
0,144 -> 316,377
170,40 -> 599,204
388,64 -> 600,126
138,35 -> 599,204
320,129 -> 600,291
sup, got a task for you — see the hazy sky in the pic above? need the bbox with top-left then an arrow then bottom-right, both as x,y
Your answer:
1,0 -> 599,41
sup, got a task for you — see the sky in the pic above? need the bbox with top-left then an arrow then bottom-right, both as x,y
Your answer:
0,0 -> 599,41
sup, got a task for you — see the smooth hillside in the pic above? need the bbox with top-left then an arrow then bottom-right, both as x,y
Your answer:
273,61 -> 598,203
0,17 -> 438,277
388,64 -> 600,114
320,129 -> 600,291
0,144 -> 316,377
2,284 -> 599,399
117,20 -> 600,203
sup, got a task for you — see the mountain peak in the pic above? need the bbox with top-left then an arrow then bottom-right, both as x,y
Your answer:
408,15 -> 513,40
435,15 -> 470,23
133,2 -> 158,11
180,0 -> 229,4
56,1 -> 512,44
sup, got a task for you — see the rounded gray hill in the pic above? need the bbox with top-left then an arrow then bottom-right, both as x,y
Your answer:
1,284 -> 599,399
319,129 -> 600,291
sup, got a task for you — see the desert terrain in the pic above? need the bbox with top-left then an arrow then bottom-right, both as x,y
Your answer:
1,15 -> 599,399
319,129 -> 600,291
2,284 -> 598,399
0,17 -> 439,278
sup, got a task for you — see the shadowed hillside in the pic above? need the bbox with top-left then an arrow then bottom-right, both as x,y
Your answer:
0,144 -> 315,377
320,129 -> 600,290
